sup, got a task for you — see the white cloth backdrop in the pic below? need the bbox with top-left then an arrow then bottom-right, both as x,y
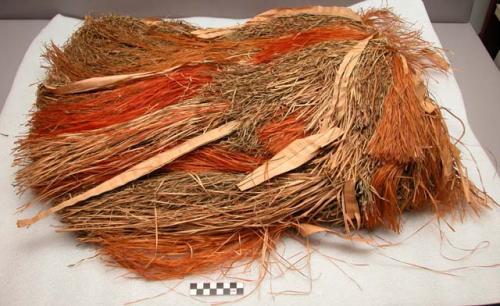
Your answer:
0,0 -> 499,305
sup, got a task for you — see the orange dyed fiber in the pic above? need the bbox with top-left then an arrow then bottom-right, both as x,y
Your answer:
165,115 -> 309,174
167,146 -> 264,173
167,115 -> 307,174
367,55 -> 429,163
366,54 -> 476,232
29,102 -> 229,200
96,227 -> 283,280
366,55 -> 430,231
366,163 -> 404,231
31,65 -> 215,136
258,115 -> 307,155
253,25 -> 370,63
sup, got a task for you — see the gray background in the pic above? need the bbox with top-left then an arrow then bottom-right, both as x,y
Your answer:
0,0 -> 475,22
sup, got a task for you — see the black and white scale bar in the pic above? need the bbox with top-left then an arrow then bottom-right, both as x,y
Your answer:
189,282 -> 244,296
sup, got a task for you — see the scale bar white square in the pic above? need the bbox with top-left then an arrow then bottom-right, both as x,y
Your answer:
189,282 -> 244,296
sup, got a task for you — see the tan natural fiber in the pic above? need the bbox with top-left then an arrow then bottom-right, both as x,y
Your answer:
44,65 -> 181,94
238,127 -> 343,191
192,6 -> 361,39
17,121 -> 240,227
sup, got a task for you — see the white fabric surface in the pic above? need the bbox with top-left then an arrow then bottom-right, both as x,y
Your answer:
1,0 -> 499,305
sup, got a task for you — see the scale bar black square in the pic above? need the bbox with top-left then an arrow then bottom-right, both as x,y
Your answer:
189,282 -> 244,296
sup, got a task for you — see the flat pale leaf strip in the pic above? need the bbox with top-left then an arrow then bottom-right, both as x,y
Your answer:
17,120 -> 240,228
249,6 -> 361,23
192,6 -> 361,39
413,75 -> 439,114
331,35 -> 373,120
296,223 -> 372,243
297,223 -> 331,237
44,65 -> 181,94
342,179 -> 360,232
191,26 -> 241,39
237,127 -> 342,191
